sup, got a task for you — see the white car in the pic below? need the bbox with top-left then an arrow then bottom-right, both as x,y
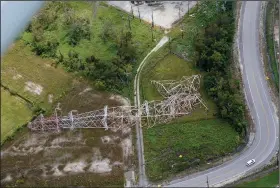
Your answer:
246,159 -> 256,166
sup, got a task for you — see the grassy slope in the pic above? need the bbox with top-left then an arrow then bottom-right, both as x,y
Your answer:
1,88 -> 33,142
144,119 -> 240,182
237,170 -> 279,187
266,1 -> 279,91
2,40 -> 73,113
140,2 -> 241,181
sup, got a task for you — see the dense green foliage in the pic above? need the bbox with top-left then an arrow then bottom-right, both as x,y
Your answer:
194,2 -> 246,134
24,1 -> 162,94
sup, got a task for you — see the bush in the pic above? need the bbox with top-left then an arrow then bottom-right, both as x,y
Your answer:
67,16 -> 91,46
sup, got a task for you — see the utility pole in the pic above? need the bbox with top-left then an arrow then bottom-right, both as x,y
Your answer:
179,4 -> 181,19
128,17 -> 131,30
188,1 -> 190,15
151,28 -> 154,42
180,24 -> 184,39
206,176 -> 209,188
138,6 -> 141,22
151,10 -> 154,28
168,36 -> 172,53
92,1 -> 99,20
131,4 -> 134,19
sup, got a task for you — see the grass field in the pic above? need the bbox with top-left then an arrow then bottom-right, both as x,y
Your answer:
237,170 -> 279,187
1,88 -> 33,143
2,40 -> 74,113
144,119 -> 240,182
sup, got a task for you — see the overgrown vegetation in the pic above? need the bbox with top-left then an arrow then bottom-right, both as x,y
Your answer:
144,119 -> 240,182
266,0 -> 279,91
23,1 -> 163,95
236,170 -> 279,187
193,2 -> 247,135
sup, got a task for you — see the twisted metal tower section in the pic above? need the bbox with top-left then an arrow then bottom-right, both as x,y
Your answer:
28,75 -> 208,131
151,74 -> 201,97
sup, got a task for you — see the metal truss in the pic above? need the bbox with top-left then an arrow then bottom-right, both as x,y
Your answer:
28,104 -> 138,131
141,93 -> 208,128
151,75 -> 201,97
28,75 -> 208,131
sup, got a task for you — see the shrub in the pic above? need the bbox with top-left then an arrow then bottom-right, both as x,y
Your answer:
67,16 -> 91,46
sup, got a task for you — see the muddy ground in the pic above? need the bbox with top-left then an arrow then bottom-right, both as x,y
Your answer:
1,80 -> 133,187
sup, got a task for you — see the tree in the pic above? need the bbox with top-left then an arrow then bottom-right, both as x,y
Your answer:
94,80 -> 106,90
137,6 -> 141,21
67,16 -> 91,46
100,20 -> 114,42
131,5 -> 134,19
31,32 -> 59,58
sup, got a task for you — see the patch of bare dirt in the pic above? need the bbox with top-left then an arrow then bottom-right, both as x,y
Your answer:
12,74 -> 22,80
89,158 -> 112,173
24,81 -> 43,95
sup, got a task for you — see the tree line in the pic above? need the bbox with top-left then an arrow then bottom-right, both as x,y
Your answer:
194,2 -> 247,135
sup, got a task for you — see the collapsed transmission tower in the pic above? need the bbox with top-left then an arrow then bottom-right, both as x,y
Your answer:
151,74 -> 201,97
28,104 -> 138,131
28,75 -> 208,131
142,74 -> 208,128
141,93 -> 207,128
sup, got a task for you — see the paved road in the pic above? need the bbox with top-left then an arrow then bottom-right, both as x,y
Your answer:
165,1 -> 278,187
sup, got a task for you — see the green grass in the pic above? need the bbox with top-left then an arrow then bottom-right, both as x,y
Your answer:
237,170 -> 279,187
266,1 -> 279,91
144,119 -> 240,182
1,88 -> 33,143
2,40 -> 74,113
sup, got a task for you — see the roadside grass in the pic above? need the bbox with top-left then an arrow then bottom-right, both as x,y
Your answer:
266,1 -> 279,91
236,170 -> 279,187
1,40 -> 74,113
1,88 -> 33,143
143,119 -> 240,182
